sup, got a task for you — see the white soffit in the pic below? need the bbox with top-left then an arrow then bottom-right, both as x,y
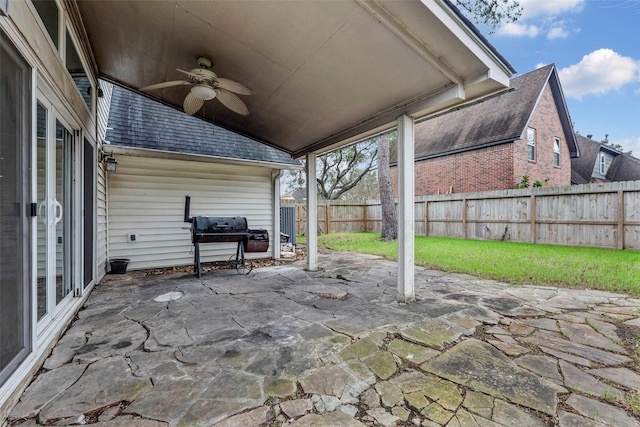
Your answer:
76,0 -> 514,156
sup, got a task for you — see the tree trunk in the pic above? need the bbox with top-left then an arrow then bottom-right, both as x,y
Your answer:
377,133 -> 397,240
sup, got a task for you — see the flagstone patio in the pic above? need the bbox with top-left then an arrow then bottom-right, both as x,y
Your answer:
6,252 -> 640,427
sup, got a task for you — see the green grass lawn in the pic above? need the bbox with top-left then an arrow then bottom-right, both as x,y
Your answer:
297,233 -> 640,297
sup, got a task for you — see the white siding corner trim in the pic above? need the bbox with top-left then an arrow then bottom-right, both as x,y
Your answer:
107,155 -> 274,270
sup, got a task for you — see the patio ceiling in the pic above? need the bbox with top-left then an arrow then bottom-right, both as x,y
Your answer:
75,0 -> 514,157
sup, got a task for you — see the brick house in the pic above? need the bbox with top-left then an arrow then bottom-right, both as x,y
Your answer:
390,64 -> 579,195
571,134 -> 640,184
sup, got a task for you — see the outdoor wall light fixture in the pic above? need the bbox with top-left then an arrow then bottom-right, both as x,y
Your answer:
100,150 -> 118,172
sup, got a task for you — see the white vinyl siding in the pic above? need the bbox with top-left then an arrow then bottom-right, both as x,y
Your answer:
593,150 -> 616,180
95,82 -> 113,278
107,155 -> 274,270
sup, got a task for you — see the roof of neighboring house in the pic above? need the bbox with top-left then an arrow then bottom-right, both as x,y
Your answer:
105,84 -> 300,167
391,64 -> 578,164
571,134 -> 623,184
606,153 -> 640,182
571,134 -> 603,184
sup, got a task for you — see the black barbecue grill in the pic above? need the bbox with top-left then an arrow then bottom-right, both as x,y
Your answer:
185,196 -> 269,277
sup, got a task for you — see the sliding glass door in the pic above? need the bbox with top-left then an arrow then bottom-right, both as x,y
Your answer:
0,29 -> 31,387
36,97 -> 76,331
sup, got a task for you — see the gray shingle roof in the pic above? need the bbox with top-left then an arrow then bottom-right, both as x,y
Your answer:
391,64 -> 577,163
571,134 -> 602,184
606,154 -> 640,182
105,85 -> 299,166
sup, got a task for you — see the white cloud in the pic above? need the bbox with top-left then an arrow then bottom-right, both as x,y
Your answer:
519,0 -> 585,19
497,22 -> 539,37
535,62 -> 548,69
496,0 -> 584,38
558,49 -> 640,100
547,26 -> 569,39
613,136 -> 640,155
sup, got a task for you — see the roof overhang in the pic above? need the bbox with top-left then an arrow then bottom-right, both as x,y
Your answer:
106,145 -> 303,171
75,0 -> 514,156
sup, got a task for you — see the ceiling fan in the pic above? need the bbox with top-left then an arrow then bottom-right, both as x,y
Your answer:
140,56 -> 254,116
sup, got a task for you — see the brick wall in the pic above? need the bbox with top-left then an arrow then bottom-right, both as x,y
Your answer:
513,84 -> 571,187
390,82 -> 572,196
390,144 -> 514,196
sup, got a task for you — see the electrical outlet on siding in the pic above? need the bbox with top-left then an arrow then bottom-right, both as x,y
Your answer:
127,233 -> 139,243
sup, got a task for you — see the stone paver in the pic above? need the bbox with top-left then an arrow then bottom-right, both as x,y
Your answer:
588,367 -> 640,390
423,339 -> 565,415
5,251 -> 640,427
566,394 -> 640,427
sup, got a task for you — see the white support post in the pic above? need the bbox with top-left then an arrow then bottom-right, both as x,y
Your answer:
272,170 -> 283,259
397,114 -> 415,302
306,153 -> 318,271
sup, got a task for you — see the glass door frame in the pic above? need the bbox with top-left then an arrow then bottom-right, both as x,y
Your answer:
34,90 -> 81,337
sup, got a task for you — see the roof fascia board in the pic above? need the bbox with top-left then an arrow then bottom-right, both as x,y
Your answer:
356,0 -> 464,87
425,0 -> 514,82
107,146 -> 302,170
520,68 -> 551,142
548,67 -> 579,158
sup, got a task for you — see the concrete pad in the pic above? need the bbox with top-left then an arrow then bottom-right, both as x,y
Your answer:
423,339 -> 565,415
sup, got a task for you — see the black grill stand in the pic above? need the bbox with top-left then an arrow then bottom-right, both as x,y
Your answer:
193,238 -> 252,278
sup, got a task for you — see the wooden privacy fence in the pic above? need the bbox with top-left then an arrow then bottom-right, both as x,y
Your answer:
284,180 -> 640,250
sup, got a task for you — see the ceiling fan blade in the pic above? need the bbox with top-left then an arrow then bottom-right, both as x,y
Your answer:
140,80 -> 191,91
183,92 -> 205,115
216,78 -> 254,96
176,68 -> 202,80
216,89 -> 249,115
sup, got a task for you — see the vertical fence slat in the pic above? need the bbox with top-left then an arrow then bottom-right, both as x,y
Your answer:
618,190 -> 625,250
530,195 -> 536,244
284,180 -> 639,250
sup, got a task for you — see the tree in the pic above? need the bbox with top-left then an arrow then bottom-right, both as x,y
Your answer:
601,134 -> 633,155
377,132 -> 398,241
453,0 -> 522,33
281,140 -> 378,201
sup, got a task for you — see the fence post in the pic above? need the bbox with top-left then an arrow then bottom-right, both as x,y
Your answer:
618,190 -> 625,249
530,195 -> 536,244
462,198 -> 467,239
424,201 -> 428,237
363,204 -> 367,232
325,203 -> 331,234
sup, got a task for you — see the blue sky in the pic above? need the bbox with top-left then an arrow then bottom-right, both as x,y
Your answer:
478,0 -> 640,154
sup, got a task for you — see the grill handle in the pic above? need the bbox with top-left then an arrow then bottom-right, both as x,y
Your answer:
184,195 -> 192,223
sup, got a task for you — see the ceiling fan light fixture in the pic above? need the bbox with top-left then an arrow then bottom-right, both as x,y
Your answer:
191,84 -> 216,100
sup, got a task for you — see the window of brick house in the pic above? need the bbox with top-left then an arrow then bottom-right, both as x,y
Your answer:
553,138 -> 560,166
527,127 -> 536,161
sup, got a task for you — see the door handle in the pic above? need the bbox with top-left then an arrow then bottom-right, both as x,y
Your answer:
38,200 -> 47,223
53,199 -> 63,224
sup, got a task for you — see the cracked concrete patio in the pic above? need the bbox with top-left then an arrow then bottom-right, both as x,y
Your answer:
5,251 -> 640,427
